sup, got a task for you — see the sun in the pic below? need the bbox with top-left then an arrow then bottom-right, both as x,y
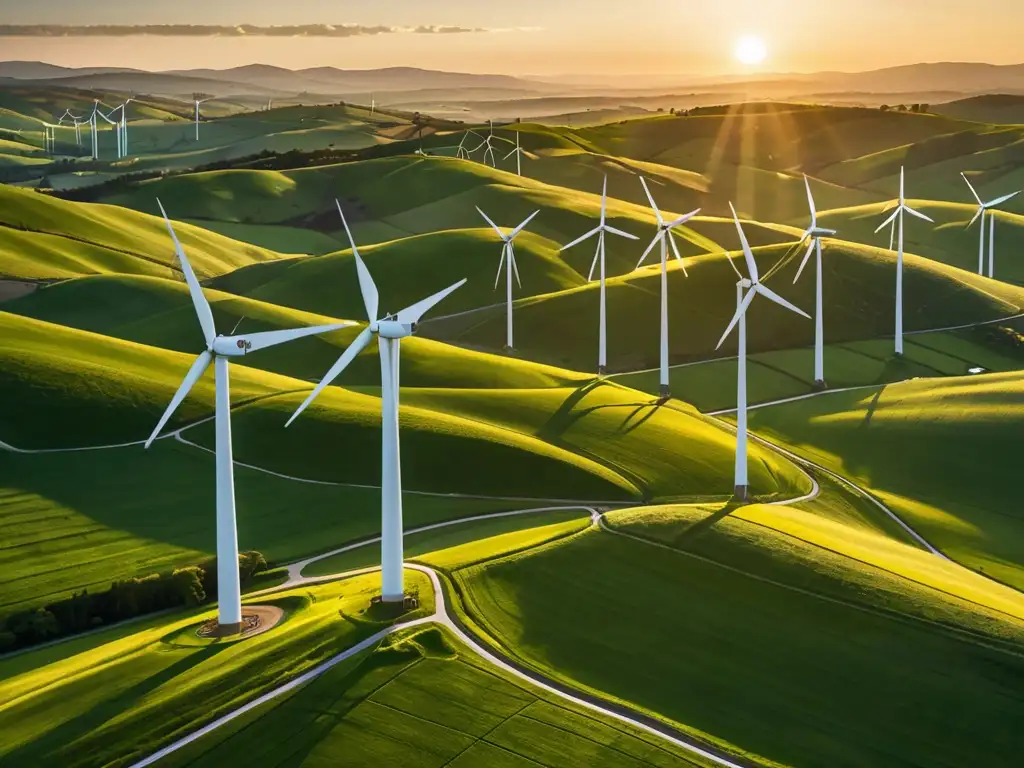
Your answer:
735,35 -> 767,65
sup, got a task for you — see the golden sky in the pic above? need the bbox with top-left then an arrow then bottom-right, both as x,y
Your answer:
1,0 -> 1021,75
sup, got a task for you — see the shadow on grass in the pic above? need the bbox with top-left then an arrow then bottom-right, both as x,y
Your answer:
4,644 -> 230,766
671,500 -> 745,548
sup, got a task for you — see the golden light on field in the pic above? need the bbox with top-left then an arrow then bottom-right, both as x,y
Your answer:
735,35 -> 768,65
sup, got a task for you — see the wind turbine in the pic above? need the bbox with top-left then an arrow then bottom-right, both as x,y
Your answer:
97,107 -> 121,159
88,100 -> 100,160
287,201 -> 466,603
193,95 -> 214,141
962,172 -> 1020,278
792,176 -> 837,388
874,167 -> 934,355
717,205 -> 810,501
476,207 -> 539,350
473,121 -> 508,167
503,131 -> 529,177
146,201 -> 350,634
454,130 -> 481,160
560,176 -> 638,374
634,176 -> 700,398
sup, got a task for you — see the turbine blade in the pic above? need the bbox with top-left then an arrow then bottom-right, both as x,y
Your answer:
476,206 -> 506,240
961,172 -> 982,205
232,323 -> 352,353
560,226 -> 601,252
793,239 -> 815,284
286,326 -> 374,427
729,202 -> 759,283
396,279 -> 467,324
755,283 -> 810,319
804,175 -> 817,226
899,166 -> 905,203
503,148 -> 517,160
904,205 -> 934,223
494,244 -> 507,290
874,208 -> 900,233
335,199 -> 362,259
667,208 -> 701,228
145,351 -> 212,448
716,289 -> 756,350
510,244 -> 522,289
587,239 -> 601,282
509,210 -> 540,240
157,199 -> 215,347
668,231 -> 688,277
603,224 -> 639,241
600,175 -> 607,227
968,207 -> 984,228
639,176 -> 663,225
725,253 -> 744,280
636,232 -> 662,269
988,190 -> 1021,208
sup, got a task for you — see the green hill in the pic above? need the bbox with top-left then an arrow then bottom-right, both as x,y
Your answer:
209,228 -> 586,318
818,200 -> 1024,284
0,185 -> 282,280
747,370 -> 1024,590
935,95 -> 1024,125
422,239 -> 1024,372
3,275 -> 590,389
453,511 -> 1024,768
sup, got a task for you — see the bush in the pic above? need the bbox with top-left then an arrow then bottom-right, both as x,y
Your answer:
171,567 -> 207,606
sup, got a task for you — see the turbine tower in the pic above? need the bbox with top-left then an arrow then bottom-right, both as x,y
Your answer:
717,206 -> 810,500
503,131 -> 528,177
287,201 -> 466,603
476,207 -> 539,350
146,201 -> 350,634
560,176 -> 638,374
792,176 -> 837,388
635,176 -> 700,398
874,167 -> 934,356
962,172 -> 1020,279
193,95 -> 214,141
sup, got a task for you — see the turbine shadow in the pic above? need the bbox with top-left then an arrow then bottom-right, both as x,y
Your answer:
669,500 -> 745,548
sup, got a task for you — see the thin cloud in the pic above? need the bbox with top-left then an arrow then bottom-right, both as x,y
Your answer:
0,24 -> 491,38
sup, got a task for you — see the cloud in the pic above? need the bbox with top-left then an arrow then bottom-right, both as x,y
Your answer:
0,24 -> 495,38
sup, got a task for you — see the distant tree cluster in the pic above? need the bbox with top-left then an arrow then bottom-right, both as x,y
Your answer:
880,103 -> 929,113
0,552 -> 268,652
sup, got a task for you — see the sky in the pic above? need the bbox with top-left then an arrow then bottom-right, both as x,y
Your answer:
0,0 -> 1022,76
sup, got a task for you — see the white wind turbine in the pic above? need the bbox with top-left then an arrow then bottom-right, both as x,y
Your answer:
560,176 -> 638,374
962,172 -> 1020,279
146,201 -> 350,633
87,100 -> 100,160
193,96 -> 214,141
287,201 -> 466,603
473,121 -> 508,167
874,167 -> 934,355
717,204 -> 810,500
476,207 -> 540,350
97,107 -> 121,159
454,130 -> 482,160
791,176 -> 837,387
635,176 -> 700,397
503,131 -> 529,177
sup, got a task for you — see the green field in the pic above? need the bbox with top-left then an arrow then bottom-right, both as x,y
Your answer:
747,370 -> 1024,589
451,516 -> 1024,768
423,239 -> 1024,372
0,570 -> 435,767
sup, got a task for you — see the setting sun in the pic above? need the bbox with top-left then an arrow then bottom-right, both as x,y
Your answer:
735,35 -> 767,65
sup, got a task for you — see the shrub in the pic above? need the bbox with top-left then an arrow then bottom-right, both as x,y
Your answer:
171,567 -> 207,606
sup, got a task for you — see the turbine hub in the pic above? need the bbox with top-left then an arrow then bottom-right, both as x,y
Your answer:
377,320 -> 413,339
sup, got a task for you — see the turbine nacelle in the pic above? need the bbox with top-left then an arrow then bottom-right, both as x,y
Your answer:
211,335 -> 255,356
376,320 -> 415,339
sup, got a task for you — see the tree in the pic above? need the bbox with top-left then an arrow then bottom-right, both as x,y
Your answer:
880,105 -> 891,112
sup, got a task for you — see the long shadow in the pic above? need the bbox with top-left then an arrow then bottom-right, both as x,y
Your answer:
536,379 -> 608,443
5,644 -> 229,765
671,500 -> 745,548
859,385 -> 886,432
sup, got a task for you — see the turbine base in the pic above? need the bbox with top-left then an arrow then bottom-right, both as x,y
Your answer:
733,485 -> 749,502
371,593 -> 421,616
813,379 -> 827,391
597,365 -> 607,376
659,384 -> 671,399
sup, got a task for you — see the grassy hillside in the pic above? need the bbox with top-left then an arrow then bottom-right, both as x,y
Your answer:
4,276 -> 590,389
423,239 -> 1024,372
935,95 -> 1024,125
210,228 -> 586,318
818,200 -> 1024,284
159,626 -> 716,768
97,155 -> 799,262
0,571 -> 434,767
613,320 -> 1024,410
747,371 -> 1024,589
453,519 -> 1024,768
0,185 -> 282,280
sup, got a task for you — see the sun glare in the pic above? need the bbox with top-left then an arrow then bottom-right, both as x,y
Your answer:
735,35 -> 767,65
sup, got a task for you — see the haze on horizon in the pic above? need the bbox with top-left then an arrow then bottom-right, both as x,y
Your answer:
0,0 -> 1021,77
